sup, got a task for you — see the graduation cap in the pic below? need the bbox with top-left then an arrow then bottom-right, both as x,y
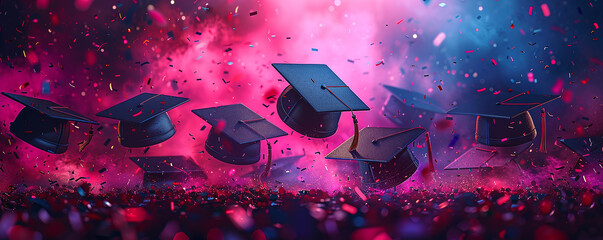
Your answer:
444,92 -> 559,170
272,63 -> 369,151
382,85 -> 446,128
129,156 -> 206,187
561,136 -> 603,158
2,92 -> 99,154
326,127 -> 434,189
96,93 -> 189,148
192,104 -> 287,178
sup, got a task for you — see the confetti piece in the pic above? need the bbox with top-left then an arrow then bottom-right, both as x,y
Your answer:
433,32 -> 446,47
541,4 -> 550,17
132,110 -> 143,117
173,232 -> 190,240
148,9 -> 167,26
551,78 -> 564,94
477,88 -> 486,92
490,59 -> 497,66
74,0 -> 94,11
19,82 -> 30,90
528,72 -> 535,82
354,186 -> 367,201
497,195 -> 511,205
437,85 -> 443,91
342,204 -> 357,214
529,6 -> 533,15
465,50 -> 474,53
561,90 -> 573,103
396,19 -> 404,24
249,11 -> 258,16
594,23 -> 599,29
311,48 -> 318,52
124,208 -> 148,222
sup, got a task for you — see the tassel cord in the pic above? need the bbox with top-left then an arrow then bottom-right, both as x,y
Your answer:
498,92 -> 548,153
321,85 -> 360,152
47,106 -> 96,152
239,119 -> 273,180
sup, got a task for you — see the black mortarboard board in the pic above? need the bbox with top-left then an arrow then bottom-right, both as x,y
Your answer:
444,92 -> 559,170
2,92 -> 98,154
326,127 -> 430,189
561,136 -> 603,158
192,104 -> 287,165
382,85 -> 446,128
272,63 -> 369,138
130,156 -> 206,187
96,93 -> 189,148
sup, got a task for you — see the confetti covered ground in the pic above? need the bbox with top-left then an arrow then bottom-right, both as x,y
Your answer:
1,185 -> 602,240
0,0 -> 602,239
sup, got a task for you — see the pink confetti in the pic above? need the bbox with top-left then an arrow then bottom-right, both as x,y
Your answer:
354,186 -> 367,201
550,26 -> 566,34
477,88 -> 486,92
497,195 -> 511,205
74,0 -> 94,11
36,0 -> 48,9
493,90 -> 501,95
541,4 -> 550,17
595,23 -> 599,29
528,72 -> 535,82
124,208 -> 147,222
529,6 -> 533,15
214,120 -> 227,133
501,138 -> 508,142
490,59 -> 497,66
433,32 -> 446,47
173,232 -> 190,240
551,78 -> 563,94
342,204 -> 358,214
396,19 -> 404,24
148,9 -> 167,26
132,110 -> 143,117
465,50 -> 475,53
561,90 -> 573,103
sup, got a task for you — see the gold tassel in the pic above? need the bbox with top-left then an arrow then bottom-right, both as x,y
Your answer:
260,141 -> 272,180
539,107 -> 547,153
78,125 -> 94,152
348,114 -> 360,152
425,132 -> 435,172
